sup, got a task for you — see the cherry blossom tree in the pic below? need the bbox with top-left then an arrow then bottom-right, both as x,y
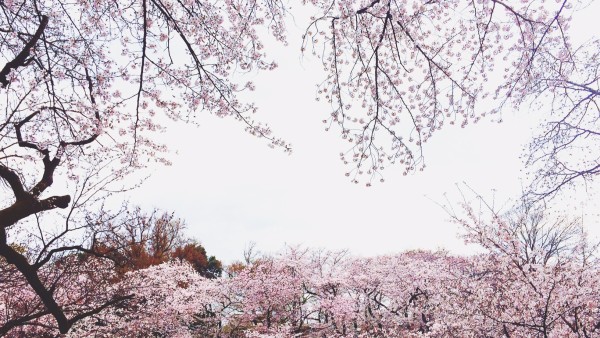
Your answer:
444,193 -> 600,337
0,259 -> 223,337
0,0 -> 287,333
0,204 -> 226,337
67,261 -> 220,338
0,254 -> 130,336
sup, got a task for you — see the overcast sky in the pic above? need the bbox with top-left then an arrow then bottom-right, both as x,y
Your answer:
127,2 -> 600,263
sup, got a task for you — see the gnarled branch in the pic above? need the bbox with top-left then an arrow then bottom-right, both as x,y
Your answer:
0,15 -> 48,87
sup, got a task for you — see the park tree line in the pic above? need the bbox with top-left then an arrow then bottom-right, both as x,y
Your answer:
2,199 -> 599,337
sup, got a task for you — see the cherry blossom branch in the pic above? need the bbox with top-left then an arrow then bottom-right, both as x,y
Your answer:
0,15 -> 48,87
0,310 -> 51,336
0,163 -> 26,199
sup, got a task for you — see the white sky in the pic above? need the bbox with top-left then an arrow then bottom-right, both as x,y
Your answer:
128,1 -> 600,263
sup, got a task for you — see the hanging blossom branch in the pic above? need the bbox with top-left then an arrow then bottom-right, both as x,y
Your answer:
302,0 -> 575,186
525,38 -> 600,201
